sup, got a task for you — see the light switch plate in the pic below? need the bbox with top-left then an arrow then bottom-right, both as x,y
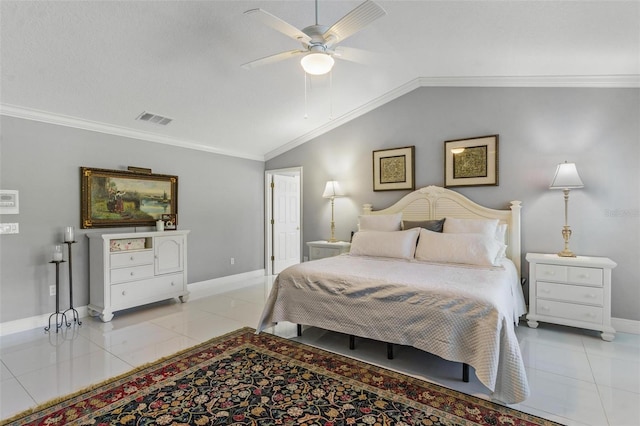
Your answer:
0,223 -> 19,234
0,190 -> 19,214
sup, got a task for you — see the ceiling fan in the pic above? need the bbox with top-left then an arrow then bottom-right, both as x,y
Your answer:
241,0 -> 386,75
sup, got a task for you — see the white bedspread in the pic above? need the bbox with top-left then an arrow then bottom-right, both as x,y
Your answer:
256,254 -> 529,404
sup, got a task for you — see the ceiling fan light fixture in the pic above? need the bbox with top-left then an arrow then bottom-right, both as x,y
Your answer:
300,52 -> 335,75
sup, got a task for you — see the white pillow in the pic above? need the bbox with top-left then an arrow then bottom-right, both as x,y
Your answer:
415,229 -> 506,267
358,213 -> 402,231
350,228 -> 420,260
443,217 -> 499,237
495,223 -> 508,243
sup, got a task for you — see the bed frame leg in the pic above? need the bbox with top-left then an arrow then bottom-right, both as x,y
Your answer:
297,324 -> 302,337
349,335 -> 355,350
462,363 -> 469,382
387,343 -> 394,359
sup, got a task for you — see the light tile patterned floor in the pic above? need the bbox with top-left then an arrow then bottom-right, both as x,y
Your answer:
1,275 -> 638,425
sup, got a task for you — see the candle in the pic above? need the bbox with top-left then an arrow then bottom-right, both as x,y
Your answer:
64,226 -> 74,242
52,245 -> 63,261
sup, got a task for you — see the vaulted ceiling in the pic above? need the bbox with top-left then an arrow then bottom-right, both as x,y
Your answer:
1,1 -> 638,161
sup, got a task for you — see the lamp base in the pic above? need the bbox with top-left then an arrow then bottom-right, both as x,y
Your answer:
557,249 -> 577,257
558,225 -> 576,257
327,238 -> 338,243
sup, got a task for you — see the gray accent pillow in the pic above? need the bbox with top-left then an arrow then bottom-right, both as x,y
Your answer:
402,218 -> 446,233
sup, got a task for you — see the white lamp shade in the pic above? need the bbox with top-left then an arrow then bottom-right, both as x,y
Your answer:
549,162 -> 584,189
322,181 -> 344,198
301,53 -> 335,75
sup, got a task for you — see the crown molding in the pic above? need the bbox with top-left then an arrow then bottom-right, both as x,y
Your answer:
0,104 -> 265,162
264,74 -> 639,160
264,78 -> 423,160
417,75 -> 640,88
3,75 -> 637,163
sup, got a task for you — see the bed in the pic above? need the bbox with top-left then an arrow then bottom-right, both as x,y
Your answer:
257,185 -> 529,404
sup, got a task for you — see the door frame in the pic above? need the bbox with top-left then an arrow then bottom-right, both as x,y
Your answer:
265,167 -> 303,276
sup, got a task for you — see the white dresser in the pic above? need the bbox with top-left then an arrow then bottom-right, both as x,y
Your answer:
526,252 -> 617,341
87,230 -> 190,322
306,240 -> 351,261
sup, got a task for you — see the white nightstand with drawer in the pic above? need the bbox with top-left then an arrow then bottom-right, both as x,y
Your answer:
306,241 -> 351,261
526,252 -> 617,341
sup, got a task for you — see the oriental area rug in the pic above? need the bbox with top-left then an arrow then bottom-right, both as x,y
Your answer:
2,327 -> 561,426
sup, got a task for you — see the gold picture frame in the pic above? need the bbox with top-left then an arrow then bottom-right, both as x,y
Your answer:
372,146 -> 415,191
444,135 -> 499,187
81,167 -> 178,229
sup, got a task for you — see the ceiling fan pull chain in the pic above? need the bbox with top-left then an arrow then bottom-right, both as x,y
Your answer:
329,71 -> 333,120
304,72 -> 309,119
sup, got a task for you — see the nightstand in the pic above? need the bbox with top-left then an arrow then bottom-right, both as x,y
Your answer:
526,253 -> 617,341
306,241 -> 351,261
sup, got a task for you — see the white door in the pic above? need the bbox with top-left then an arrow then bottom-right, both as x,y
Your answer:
273,174 -> 301,273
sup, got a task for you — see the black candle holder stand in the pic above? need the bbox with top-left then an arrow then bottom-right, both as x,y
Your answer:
62,241 -> 82,326
45,260 -> 71,333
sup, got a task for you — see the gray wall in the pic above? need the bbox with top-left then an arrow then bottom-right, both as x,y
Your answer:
0,115 -> 264,323
266,87 -> 640,322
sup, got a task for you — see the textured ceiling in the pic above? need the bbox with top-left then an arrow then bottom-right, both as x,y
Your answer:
1,1 -> 638,161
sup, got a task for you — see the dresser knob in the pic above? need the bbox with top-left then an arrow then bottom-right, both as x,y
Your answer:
130,256 -> 134,261
586,313 -> 597,318
122,291 -> 126,296
585,293 -> 596,299
539,306 -> 550,312
130,272 -> 134,276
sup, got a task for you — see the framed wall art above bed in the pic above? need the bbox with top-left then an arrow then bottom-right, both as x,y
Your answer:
444,135 -> 498,187
80,167 -> 178,229
372,146 -> 415,191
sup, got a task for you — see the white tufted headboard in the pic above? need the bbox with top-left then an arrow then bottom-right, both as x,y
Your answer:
363,185 -> 522,275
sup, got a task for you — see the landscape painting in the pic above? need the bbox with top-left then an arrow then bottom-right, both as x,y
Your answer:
81,167 -> 178,228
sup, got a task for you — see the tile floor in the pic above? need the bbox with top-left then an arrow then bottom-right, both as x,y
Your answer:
1,275 -> 639,425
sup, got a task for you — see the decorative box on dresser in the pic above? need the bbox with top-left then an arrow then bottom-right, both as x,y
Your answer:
306,240 -> 351,261
87,230 -> 190,322
526,252 -> 617,341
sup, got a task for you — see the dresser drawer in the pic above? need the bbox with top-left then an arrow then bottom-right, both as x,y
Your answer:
110,264 -> 155,284
110,273 -> 184,308
537,281 -> 604,306
535,263 -> 567,282
111,250 -> 154,268
537,299 -> 603,324
310,247 -> 340,260
567,266 -> 603,286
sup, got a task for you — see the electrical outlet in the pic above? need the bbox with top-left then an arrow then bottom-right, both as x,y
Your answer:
230,257 -> 235,265
49,285 -> 56,296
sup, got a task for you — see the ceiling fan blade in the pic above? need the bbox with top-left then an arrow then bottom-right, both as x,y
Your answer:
244,8 -> 312,45
331,46 -> 377,65
241,49 -> 306,70
323,0 -> 386,45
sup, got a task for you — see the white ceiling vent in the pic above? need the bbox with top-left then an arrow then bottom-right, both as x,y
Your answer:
136,111 -> 173,126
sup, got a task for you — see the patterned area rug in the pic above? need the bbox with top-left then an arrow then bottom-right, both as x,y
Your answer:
2,327 -> 561,426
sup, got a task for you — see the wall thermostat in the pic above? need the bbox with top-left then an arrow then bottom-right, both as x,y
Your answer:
0,190 -> 19,214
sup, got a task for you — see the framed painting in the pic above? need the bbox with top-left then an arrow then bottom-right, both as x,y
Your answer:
372,146 -> 415,191
81,167 -> 178,229
444,135 -> 499,187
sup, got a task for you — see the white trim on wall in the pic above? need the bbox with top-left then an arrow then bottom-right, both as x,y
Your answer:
2,75 -> 638,163
0,269 -> 266,337
0,104 -> 264,162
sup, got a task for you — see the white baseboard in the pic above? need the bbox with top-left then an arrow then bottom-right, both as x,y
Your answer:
187,269 -> 267,299
3,271 -> 637,338
612,317 -> 640,335
0,307 -> 90,337
0,269 -> 267,337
